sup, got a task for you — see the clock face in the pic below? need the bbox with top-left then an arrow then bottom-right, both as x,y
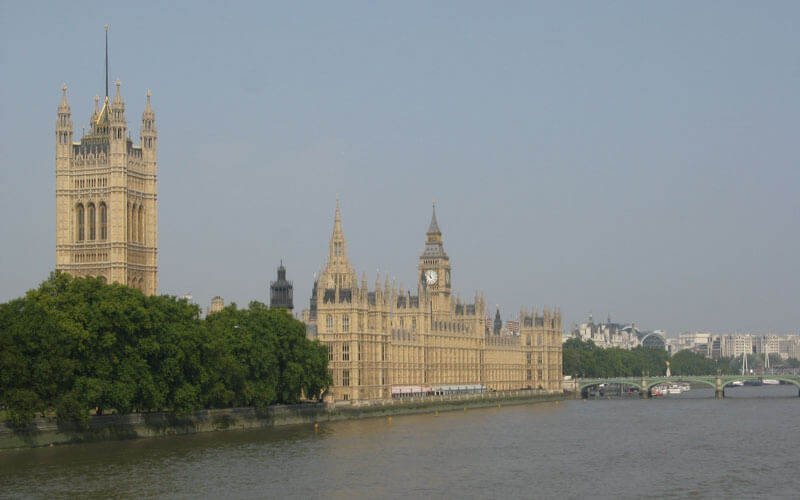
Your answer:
425,269 -> 438,285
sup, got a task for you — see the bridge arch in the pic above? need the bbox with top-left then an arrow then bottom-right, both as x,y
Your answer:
644,377 -> 716,392
578,379 -> 641,398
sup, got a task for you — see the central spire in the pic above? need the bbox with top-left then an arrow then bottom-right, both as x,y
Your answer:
427,202 -> 441,235
328,198 -> 348,264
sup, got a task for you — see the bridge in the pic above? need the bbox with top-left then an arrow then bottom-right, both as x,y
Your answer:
576,374 -> 800,398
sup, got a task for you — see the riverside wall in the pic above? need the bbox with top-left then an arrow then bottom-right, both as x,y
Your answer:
0,390 -> 564,450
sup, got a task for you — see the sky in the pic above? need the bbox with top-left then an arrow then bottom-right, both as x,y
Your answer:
1,1 -> 798,336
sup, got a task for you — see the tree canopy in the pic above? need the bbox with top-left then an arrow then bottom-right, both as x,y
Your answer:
0,272 -> 330,426
563,338 -> 742,378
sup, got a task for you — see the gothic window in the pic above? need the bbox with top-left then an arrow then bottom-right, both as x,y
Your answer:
138,205 -> 144,243
412,318 -> 416,330
328,345 -> 333,361
342,370 -> 350,387
342,344 -> 349,361
537,334 -> 543,346
342,315 -> 349,333
326,315 -> 333,333
527,369 -> 532,381
526,335 -> 531,346
76,204 -> 84,241
399,318 -> 404,328
129,203 -> 135,242
537,352 -> 543,365
99,203 -> 107,240
87,203 -> 96,240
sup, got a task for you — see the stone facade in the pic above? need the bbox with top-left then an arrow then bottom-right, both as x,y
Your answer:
55,81 -> 158,294
302,203 -> 562,402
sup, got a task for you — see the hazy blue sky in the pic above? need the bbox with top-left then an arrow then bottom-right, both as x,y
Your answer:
1,1 -> 798,336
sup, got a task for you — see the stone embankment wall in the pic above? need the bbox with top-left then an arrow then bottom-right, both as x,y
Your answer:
0,390 -> 564,450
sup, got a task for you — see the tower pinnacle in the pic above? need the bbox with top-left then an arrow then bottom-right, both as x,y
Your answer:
427,202 -> 441,235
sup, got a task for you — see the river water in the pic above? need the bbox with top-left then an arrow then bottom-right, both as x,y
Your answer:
2,385 -> 799,499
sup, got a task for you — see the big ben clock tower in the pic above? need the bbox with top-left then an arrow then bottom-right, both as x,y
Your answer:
419,204 -> 451,312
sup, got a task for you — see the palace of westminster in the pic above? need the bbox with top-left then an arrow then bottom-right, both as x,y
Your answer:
54,63 -> 563,403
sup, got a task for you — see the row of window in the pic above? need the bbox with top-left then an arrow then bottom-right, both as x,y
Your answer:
75,177 -> 108,189
526,369 -> 544,381
328,343 -> 387,362
128,202 -> 145,243
526,352 -> 544,365
525,334 -> 544,346
75,201 -> 146,243
72,251 -> 109,263
75,202 -> 107,241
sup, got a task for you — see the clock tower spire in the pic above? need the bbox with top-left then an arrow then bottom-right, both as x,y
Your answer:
419,203 -> 451,309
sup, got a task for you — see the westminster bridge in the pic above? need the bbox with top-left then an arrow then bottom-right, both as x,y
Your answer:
576,374 -> 800,398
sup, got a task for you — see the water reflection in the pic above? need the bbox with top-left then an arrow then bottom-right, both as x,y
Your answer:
2,395 -> 799,499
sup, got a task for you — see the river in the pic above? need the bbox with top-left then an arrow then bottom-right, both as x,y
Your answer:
1,385 -> 799,499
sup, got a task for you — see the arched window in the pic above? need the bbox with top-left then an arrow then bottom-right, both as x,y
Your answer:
127,202 -> 132,241
326,314 -> 333,333
76,204 -> 84,241
87,203 -> 96,240
130,203 -> 137,242
342,315 -> 349,333
99,202 -> 107,240
138,205 -> 144,243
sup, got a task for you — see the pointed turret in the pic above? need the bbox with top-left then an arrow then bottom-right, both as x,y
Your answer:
328,199 -> 349,265
58,84 -> 71,114
56,85 -> 73,168
108,79 -> 126,155
91,95 -> 100,123
56,85 -> 73,149
141,90 -> 157,164
427,202 -> 441,235
112,78 -> 124,108
320,200 -> 356,291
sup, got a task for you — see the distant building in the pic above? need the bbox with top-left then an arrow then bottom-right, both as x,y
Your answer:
571,315 -> 665,350
720,334 -> 754,358
270,262 -> 294,311
778,335 -> 800,360
209,296 -> 224,314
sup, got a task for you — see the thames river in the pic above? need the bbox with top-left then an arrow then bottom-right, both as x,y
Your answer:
2,385 -> 799,499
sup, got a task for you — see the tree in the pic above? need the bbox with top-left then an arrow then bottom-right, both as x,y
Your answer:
0,273 -> 332,425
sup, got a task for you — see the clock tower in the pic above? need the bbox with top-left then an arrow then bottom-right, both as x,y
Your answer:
419,204 -> 451,312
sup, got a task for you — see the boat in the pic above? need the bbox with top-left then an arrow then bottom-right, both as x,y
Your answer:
762,379 -> 779,385
667,384 -> 683,395
731,380 -> 744,387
